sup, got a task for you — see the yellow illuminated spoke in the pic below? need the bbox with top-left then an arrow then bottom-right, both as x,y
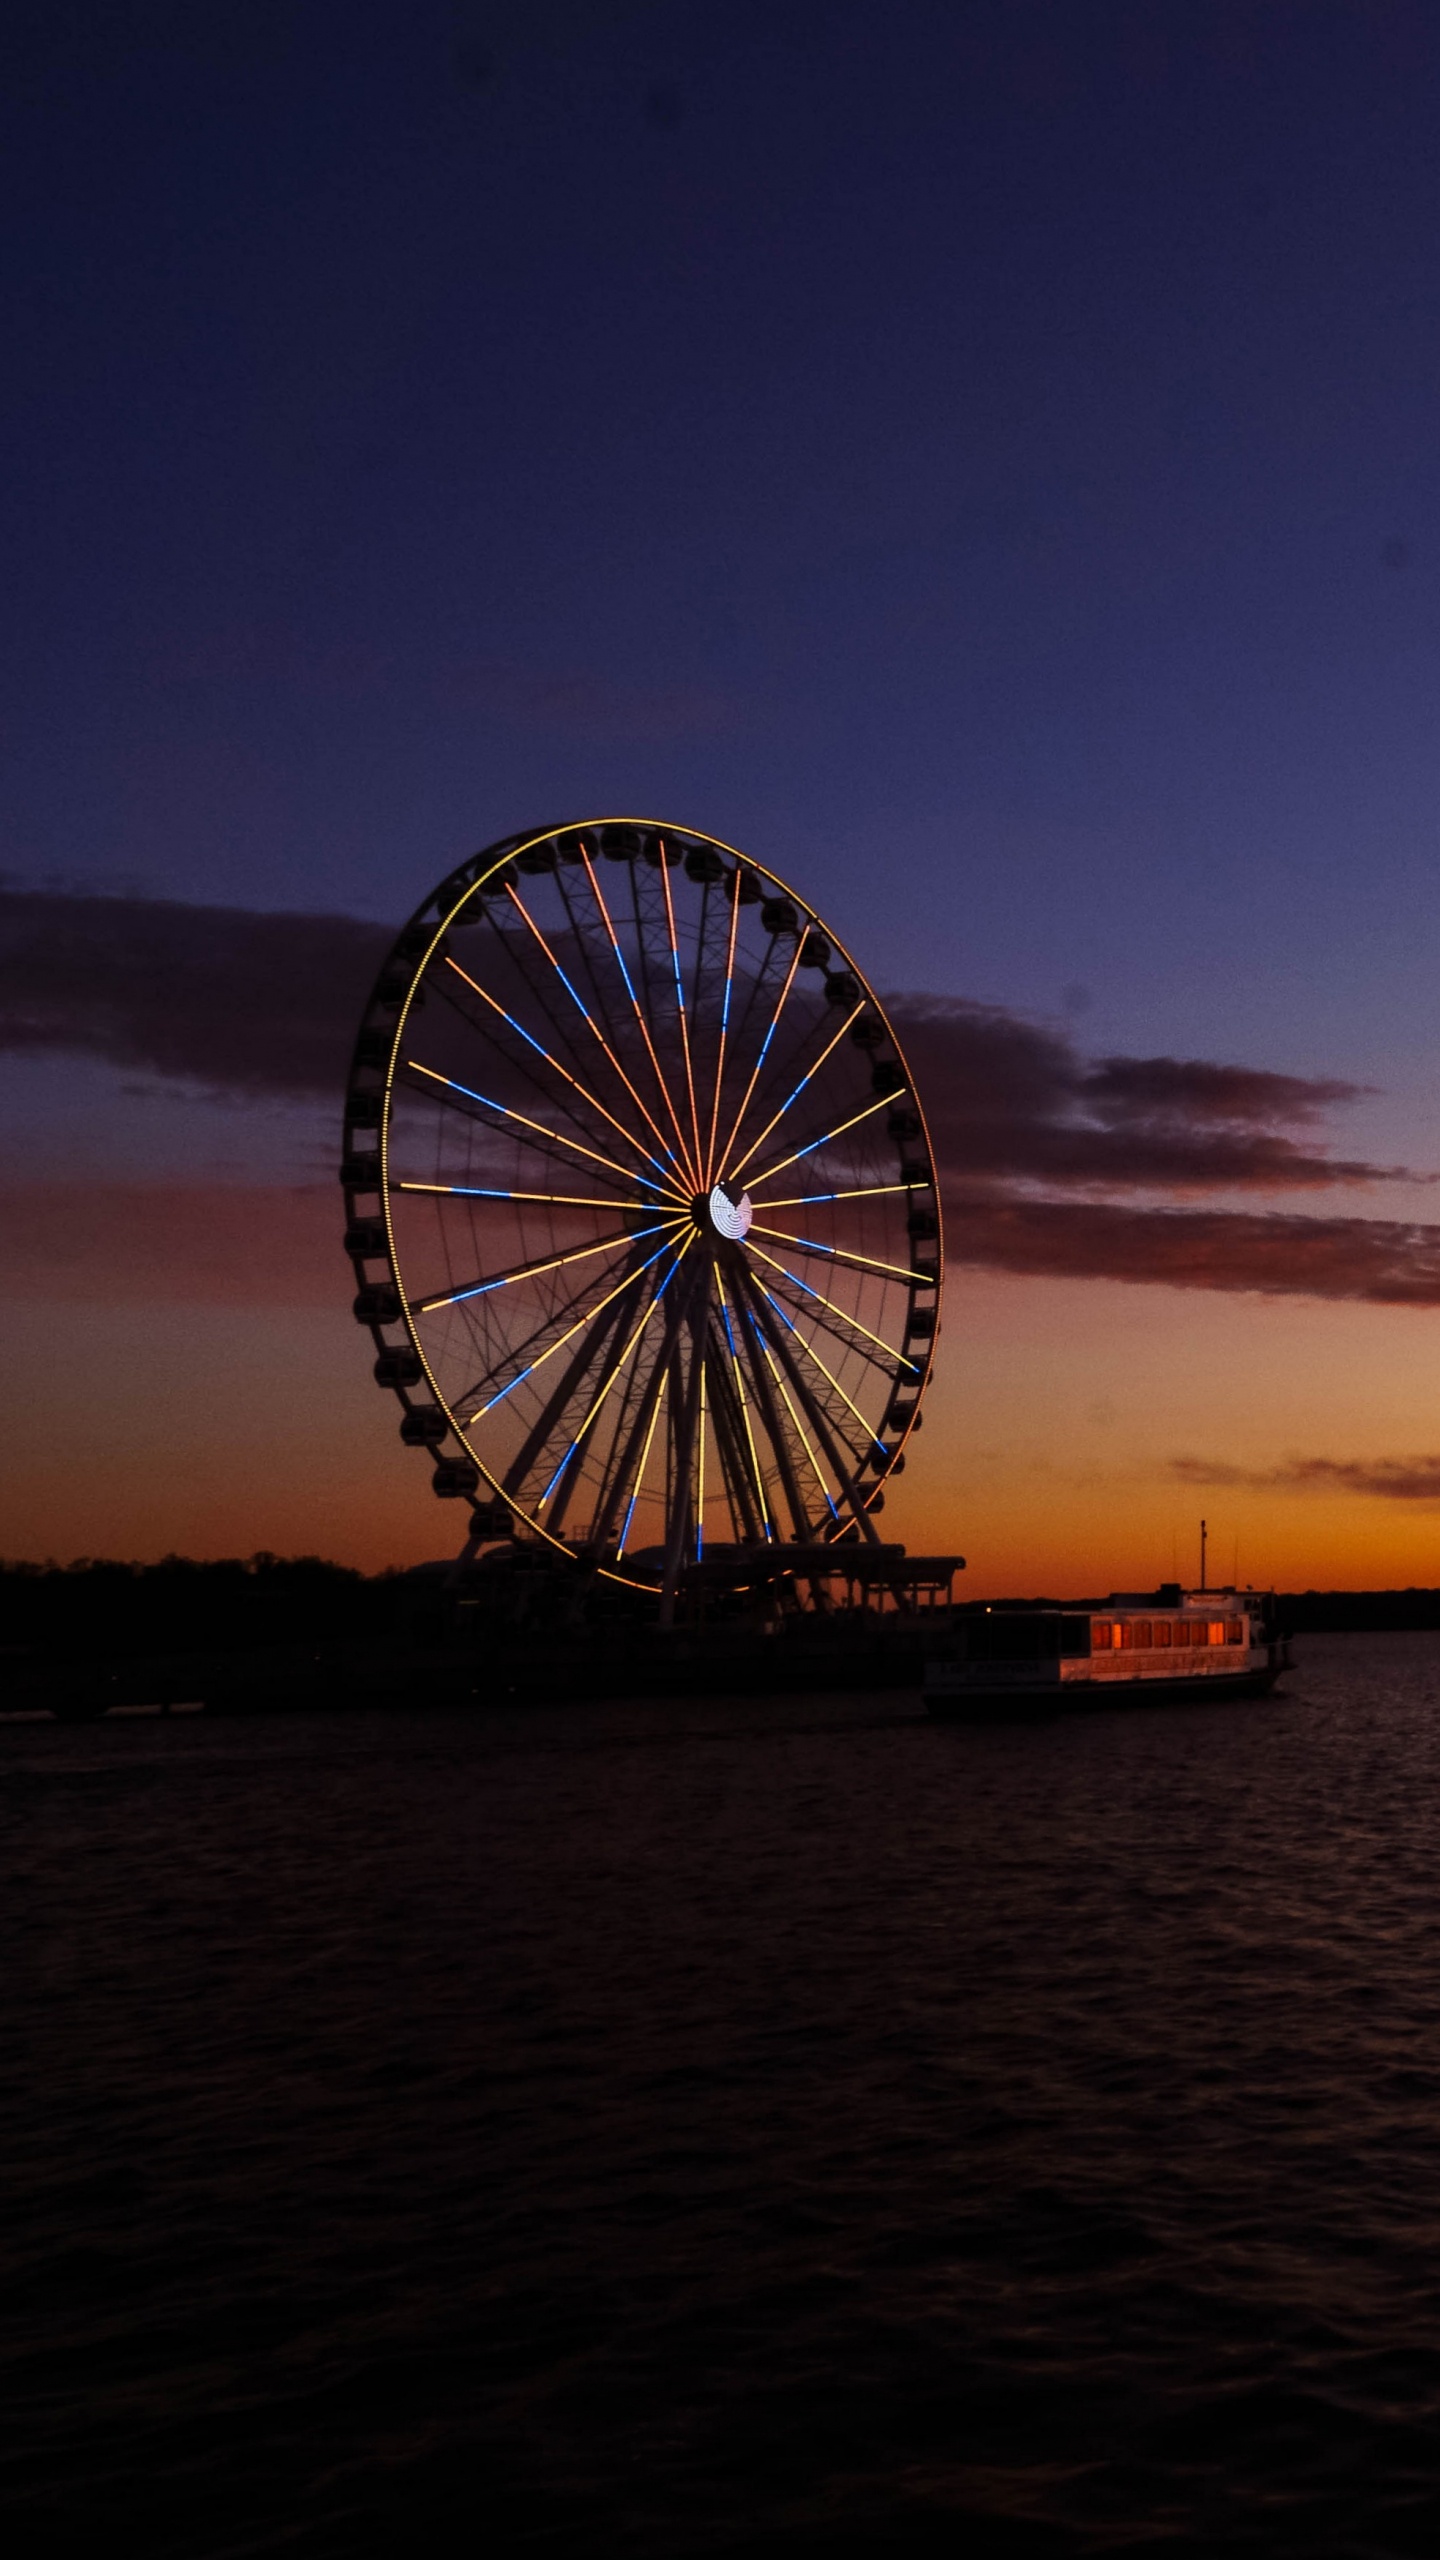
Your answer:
415,1224 -> 660,1315
715,934 -> 805,1178
503,881 -> 688,1182
535,1239 -> 697,1506
618,1373 -> 668,1556
406,1061 -> 663,1193
760,1184 -> 912,1207
399,1183 -> 661,1210
464,1228 -> 688,1419
578,847 -> 698,1187
658,842 -> 704,1176
749,1224 -> 920,1286
727,1003 -> 867,1182
743,1089 -> 900,1188
703,882 -> 742,1188
745,1240 -> 919,1375
444,956 -> 678,1184
754,1283 -> 886,1455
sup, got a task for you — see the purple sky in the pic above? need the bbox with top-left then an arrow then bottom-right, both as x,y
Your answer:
7,1 -> 1440,1577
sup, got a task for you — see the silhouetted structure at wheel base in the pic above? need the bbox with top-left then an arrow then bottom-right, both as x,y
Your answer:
1,1541 -> 965,1717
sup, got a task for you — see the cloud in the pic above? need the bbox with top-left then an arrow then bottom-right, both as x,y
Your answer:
886,995 -> 1404,1193
944,1193 -> 1440,1301
1169,1454 -> 1440,1504
0,889 -> 389,1096
4,890 -> 1436,1312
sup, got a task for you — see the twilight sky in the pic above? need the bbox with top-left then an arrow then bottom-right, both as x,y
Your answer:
6,0 -> 1440,1590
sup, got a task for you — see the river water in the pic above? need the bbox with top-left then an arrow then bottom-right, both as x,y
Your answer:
5,1633 -> 1440,2556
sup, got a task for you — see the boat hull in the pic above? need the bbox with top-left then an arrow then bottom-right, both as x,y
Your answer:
925,1660 -> 1287,1720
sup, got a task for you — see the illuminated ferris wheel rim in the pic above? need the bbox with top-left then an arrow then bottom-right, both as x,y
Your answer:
342,818 -> 944,1593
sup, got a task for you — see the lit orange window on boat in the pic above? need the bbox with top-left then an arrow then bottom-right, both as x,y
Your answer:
1208,1621 -> 1225,1645
1091,1620 -> 1116,1649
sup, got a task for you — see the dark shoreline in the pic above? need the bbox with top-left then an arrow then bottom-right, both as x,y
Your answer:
7,1559 -> 1440,1719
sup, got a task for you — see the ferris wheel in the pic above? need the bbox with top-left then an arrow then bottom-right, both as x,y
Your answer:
341,821 -> 942,1601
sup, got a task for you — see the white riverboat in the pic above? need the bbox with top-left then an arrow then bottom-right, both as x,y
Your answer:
923,1586 -> 1289,1717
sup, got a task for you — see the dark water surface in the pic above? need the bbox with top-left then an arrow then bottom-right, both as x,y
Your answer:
6,1634 -> 1440,2556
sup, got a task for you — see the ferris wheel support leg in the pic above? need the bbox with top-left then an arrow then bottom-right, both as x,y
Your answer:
704,1324 -> 768,1549
728,1261 -> 815,1550
733,1264 -> 884,1549
659,1260 -> 713,1627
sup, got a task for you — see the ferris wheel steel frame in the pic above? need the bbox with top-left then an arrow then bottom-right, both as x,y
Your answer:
341,820 -> 944,1607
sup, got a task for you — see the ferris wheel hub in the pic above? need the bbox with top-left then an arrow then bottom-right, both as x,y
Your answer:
704,1182 -> 753,1242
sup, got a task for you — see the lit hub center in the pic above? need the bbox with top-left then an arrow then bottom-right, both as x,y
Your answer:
694,1182 -> 753,1242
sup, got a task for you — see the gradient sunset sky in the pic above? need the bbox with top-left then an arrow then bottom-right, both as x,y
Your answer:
6,0 -> 1440,1593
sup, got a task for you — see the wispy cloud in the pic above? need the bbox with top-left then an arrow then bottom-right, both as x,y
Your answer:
1170,1454 -> 1440,1503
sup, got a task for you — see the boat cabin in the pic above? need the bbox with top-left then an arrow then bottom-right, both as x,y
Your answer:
927,1585 -> 1283,1701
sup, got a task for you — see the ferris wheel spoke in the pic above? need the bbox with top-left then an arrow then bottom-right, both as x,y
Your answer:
726,1002 -> 867,1183
503,881 -> 689,1184
484,902 -> 627,1120
714,934 -> 806,1182
616,1372 -> 667,1558
742,1088 -> 902,1189
753,1283 -> 887,1459
744,1241 -> 920,1377
748,1224 -> 921,1286
657,842 -> 704,1176
752,1281 -> 914,1410
760,1183 -> 913,1207
414,1221 -> 669,1314
398,1182 -> 659,1210
461,1231 -> 684,1420
506,1264 -> 650,1521
702,872 -> 743,1187
548,855 -> 638,1051
736,1267 -> 882,1542
722,913 -> 791,1077
442,956 -> 677,1182
538,1239 -> 696,1515
491,1241 -> 684,1508
403,1060 -> 677,1196
579,844 -> 699,1187
589,1253 -> 697,1552
713,1272 -> 777,1541
431,958 -> 626,1170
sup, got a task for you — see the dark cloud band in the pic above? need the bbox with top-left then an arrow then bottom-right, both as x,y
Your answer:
2,890 -> 1431,1310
